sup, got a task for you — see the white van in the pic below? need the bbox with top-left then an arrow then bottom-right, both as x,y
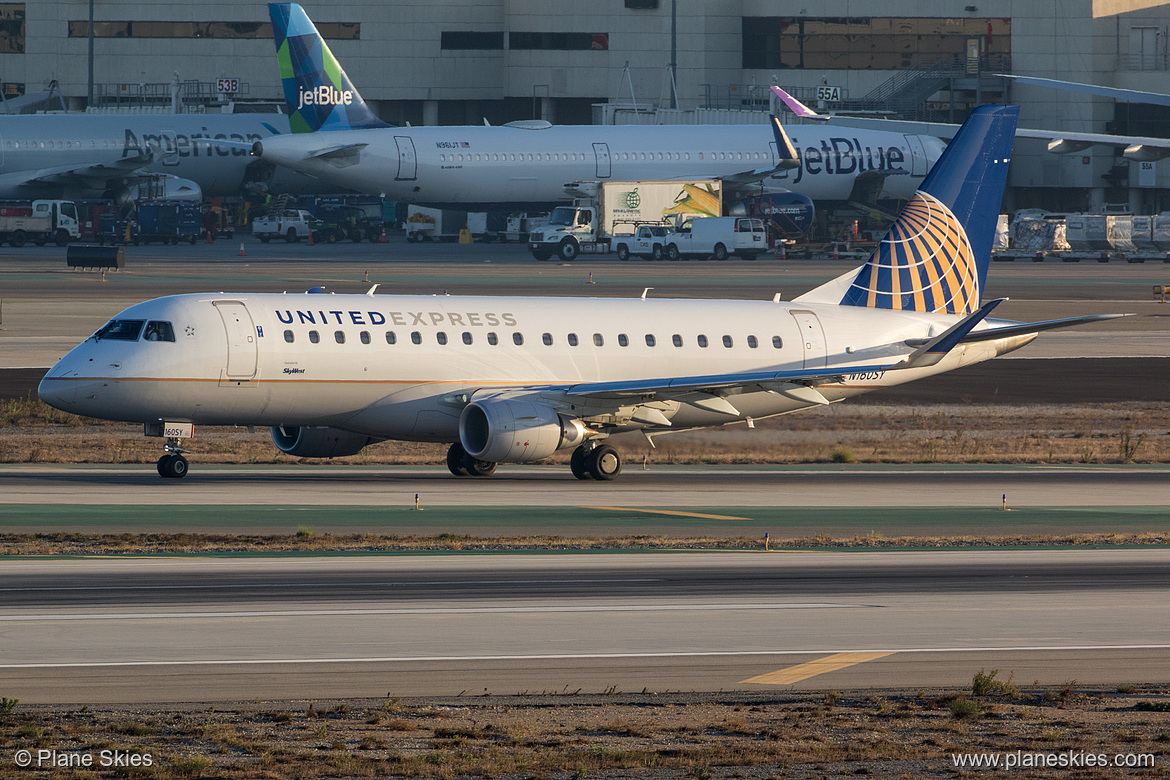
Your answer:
665,217 -> 766,260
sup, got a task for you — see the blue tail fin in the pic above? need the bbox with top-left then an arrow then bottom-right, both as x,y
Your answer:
269,3 -> 389,133
839,105 -> 1019,315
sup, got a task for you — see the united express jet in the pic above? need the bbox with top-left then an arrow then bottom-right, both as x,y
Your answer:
38,104 -> 1123,480
242,3 -> 946,209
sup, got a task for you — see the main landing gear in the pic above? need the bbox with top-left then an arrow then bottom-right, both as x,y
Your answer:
446,442 -> 498,477
570,442 -> 622,481
157,437 -> 190,479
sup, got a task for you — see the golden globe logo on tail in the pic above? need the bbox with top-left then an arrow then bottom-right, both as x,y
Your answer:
296,84 -> 354,111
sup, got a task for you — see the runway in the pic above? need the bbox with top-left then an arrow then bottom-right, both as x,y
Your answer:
3,463 -> 1170,536
1,551 -> 1168,704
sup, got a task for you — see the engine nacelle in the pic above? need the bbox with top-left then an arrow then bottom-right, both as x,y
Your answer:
459,399 -> 587,463
270,426 -> 379,458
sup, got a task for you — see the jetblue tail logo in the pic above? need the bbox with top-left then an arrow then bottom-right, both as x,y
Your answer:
269,3 -> 388,133
839,104 -> 1019,316
841,192 -> 979,315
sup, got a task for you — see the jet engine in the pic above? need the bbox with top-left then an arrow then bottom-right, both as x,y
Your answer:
459,399 -> 587,463
270,426 -> 380,458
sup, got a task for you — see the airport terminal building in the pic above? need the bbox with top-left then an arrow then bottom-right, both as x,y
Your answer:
5,1 -> 1170,212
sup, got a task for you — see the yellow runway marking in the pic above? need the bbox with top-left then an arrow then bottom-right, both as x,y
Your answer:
584,506 -> 751,521
740,651 -> 895,685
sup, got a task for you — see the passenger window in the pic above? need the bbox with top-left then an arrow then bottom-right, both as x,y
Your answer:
309,330 -> 320,344
542,333 -> 553,346
360,331 -> 371,344
386,331 -> 397,344
593,333 -> 604,347
773,336 -> 783,348
462,332 -> 473,345
672,334 -> 683,347
747,335 -> 758,349
697,335 -> 708,348
722,335 -> 733,348
437,332 -> 448,345
618,334 -> 629,347
568,333 -> 579,346
513,332 -> 523,345
143,321 -> 175,342
411,331 -> 422,344
487,332 -> 499,345
335,331 -> 345,344
645,334 -> 655,347
284,330 -> 294,343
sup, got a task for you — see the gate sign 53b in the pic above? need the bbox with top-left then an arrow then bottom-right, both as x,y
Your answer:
217,78 -> 239,94
816,86 -> 841,102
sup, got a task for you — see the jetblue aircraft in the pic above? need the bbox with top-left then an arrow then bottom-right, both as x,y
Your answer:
243,3 -> 947,209
0,113 -> 315,203
38,105 -> 1123,480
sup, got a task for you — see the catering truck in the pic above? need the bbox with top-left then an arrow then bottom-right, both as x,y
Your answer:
0,199 -> 80,247
528,179 -> 721,261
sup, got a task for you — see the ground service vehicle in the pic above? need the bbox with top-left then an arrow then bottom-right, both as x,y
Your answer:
252,209 -> 320,243
665,217 -> 767,260
0,199 -> 80,247
528,179 -> 721,261
135,201 -> 202,245
614,224 -> 675,260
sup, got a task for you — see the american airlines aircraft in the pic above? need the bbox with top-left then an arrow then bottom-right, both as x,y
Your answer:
242,3 -> 947,209
0,113 -> 313,203
38,105 -> 1123,480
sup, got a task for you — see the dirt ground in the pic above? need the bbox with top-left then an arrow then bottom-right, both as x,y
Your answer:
2,685 -> 1168,779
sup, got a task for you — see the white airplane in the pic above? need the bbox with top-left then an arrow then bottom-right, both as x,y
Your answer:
0,113 -> 314,203
38,104 -> 1125,480
771,84 -> 1170,160
241,3 -> 948,209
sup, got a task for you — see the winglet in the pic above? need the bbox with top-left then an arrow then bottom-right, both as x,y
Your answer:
770,86 -> 828,120
769,115 -> 801,169
904,298 -> 1006,368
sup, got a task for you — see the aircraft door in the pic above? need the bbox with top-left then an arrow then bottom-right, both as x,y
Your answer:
593,142 -> 612,178
213,300 -> 258,380
903,135 -> 929,177
394,136 -> 417,181
789,310 -> 827,369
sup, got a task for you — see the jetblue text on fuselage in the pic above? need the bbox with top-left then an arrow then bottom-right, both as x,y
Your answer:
297,84 -> 354,111
123,129 -> 262,163
788,137 -> 906,184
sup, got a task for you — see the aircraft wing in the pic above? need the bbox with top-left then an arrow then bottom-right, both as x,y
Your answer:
0,153 -> 157,192
769,85 -> 1170,161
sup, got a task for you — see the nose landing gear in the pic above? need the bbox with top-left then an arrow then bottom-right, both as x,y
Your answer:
156,436 -> 190,479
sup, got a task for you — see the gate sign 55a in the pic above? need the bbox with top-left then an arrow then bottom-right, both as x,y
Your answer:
816,86 -> 841,102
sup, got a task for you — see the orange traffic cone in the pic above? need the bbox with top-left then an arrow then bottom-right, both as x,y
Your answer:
380,224 -> 388,243
205,230 -> 213,244
238,242 -> 245,257
307,228 -> 314,246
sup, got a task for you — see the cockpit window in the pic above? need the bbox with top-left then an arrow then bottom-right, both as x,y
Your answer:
93,319 -> 144,341
143,321 -> 175,342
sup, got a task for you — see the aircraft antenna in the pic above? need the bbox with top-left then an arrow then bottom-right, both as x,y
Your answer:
641,287 -> 653,299
366,284 -> 380,296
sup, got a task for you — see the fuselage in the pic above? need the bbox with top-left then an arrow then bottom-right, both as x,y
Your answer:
257,124 -> 946,210
0,114 -> 314,198
38,290 -> 1019,443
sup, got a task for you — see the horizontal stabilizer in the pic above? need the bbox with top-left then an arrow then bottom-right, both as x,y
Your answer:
904,298 -> 1005,368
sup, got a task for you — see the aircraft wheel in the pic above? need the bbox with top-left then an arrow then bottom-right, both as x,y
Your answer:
586,445 -> 621,481
570,447 -> 590,480
446,442 -> 470,476
159,454 -> 189,479
463,455 -> 498,477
